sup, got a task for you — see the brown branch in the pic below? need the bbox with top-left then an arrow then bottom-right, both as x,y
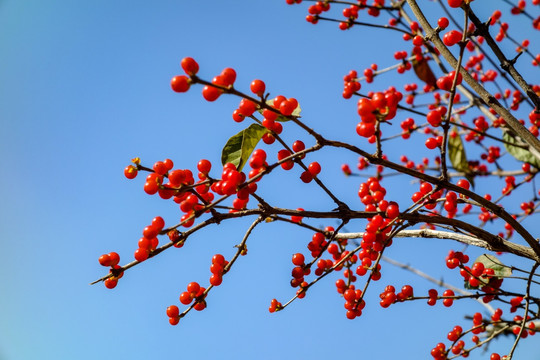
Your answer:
406,0 -> 540,160
440,6 -> 470,180
381,255 -> 496,313
336,228 -> 538,261
321,137 -> 540,258
467,7 -> 540,110
507,262 -> 540,359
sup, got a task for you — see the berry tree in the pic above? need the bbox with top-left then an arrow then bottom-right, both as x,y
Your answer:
94,1 -> 540,358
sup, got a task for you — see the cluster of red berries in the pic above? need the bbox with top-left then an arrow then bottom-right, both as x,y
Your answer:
209,254 -> 228,286
179,281 -> 207,309
304,1 -> 330,24
299,161 -> 321,183
170,57 -> 199,93
358,177 -> 388,211
447,0 -> 472,8
425,135 -> 444,150
443,30 -> 463,47
446,250 -> 470,269
426,106 -> 448,127
276,142 -> 304,170
268,298 -> 283,313
446,325 -> 468,356
465,263 -> 502,294
529,109 -> 540,127
340,3 -> 360,31
290,253 -> 310,290
341,163 -> 352,176
502,175 -> 516,196
361,214 -> 395,254
134,216 -> 165,262
98,252 -> 123,289
520,201 -> 535,215
307,231 -> 328,259
378,284 -> 414,308
478,193 -> 497,222
510,313 -> 537,338
410,182 -> 444,211
259,95 -> 299,144
363,64 -> 377,83
430,342 -> 447,359
342,70 -> 361,99
144,159 -> 174,196
427,289 -> 456,307
341,284 -> 365,319
495,22 -> 509,42
403,83 -> 418,106
480,145 -> 501,163
436,70 -> 463,91
356,88 -> 403,140
291,207 -> 304,223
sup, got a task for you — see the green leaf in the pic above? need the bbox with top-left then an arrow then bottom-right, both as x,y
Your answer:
221,124 -> 267,171
464,280 -> 481,290
474,254 -> 513,278
503,131 -> 540,168
464,253 -> 512,289
448,127 -> 475,187
257,99 -> 302,122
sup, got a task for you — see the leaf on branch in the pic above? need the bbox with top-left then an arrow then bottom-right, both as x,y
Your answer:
221,124 -> 267,171
448,126 -> 475,187
503,131 -> 540,169
412,55 -> 437,89
474,254 -> 513,278
258,99 -> 302,122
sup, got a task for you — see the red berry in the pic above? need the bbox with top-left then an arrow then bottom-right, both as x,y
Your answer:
425,137 -> 439,149
443,30 -> 462,47
166,305 -> 180,318
292,253 -> 305,266
143,225 -> 160,239
210,274 -> 223,286
104,278 -> 118,289
180,291 -> 192,305
386,202 -> 400,219
412,35 -> 424,47
447,0 -> 463,8
197,159 -> 212,174
401,285 -> 414,298
194,301 -> 206,311
438,17 -> 449,29
134,248 -> 149,262
99,254 -> 111,267
212,254 -> 225,265
239,98 -> 257,116
292,140 -> 305,153
108,252 -> 120,266
181,57 -> 199,75
187,281 -> 201,295
124,165 -> 138,179
300,171 -> 313,183
171,75 -> 190,92
202,85 -> 222,101
250,79 -> 266,96
308,162 -> 321,176
220,68 -> 237,86
456,179 -> 470,190
152,216 -> 165,230
280,99 -> 296,116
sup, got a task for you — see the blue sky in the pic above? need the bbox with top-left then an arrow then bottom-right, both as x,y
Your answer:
1,1 -> 539,359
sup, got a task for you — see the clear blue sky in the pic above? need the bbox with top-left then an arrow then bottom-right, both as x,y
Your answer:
1,1 -> 538,359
